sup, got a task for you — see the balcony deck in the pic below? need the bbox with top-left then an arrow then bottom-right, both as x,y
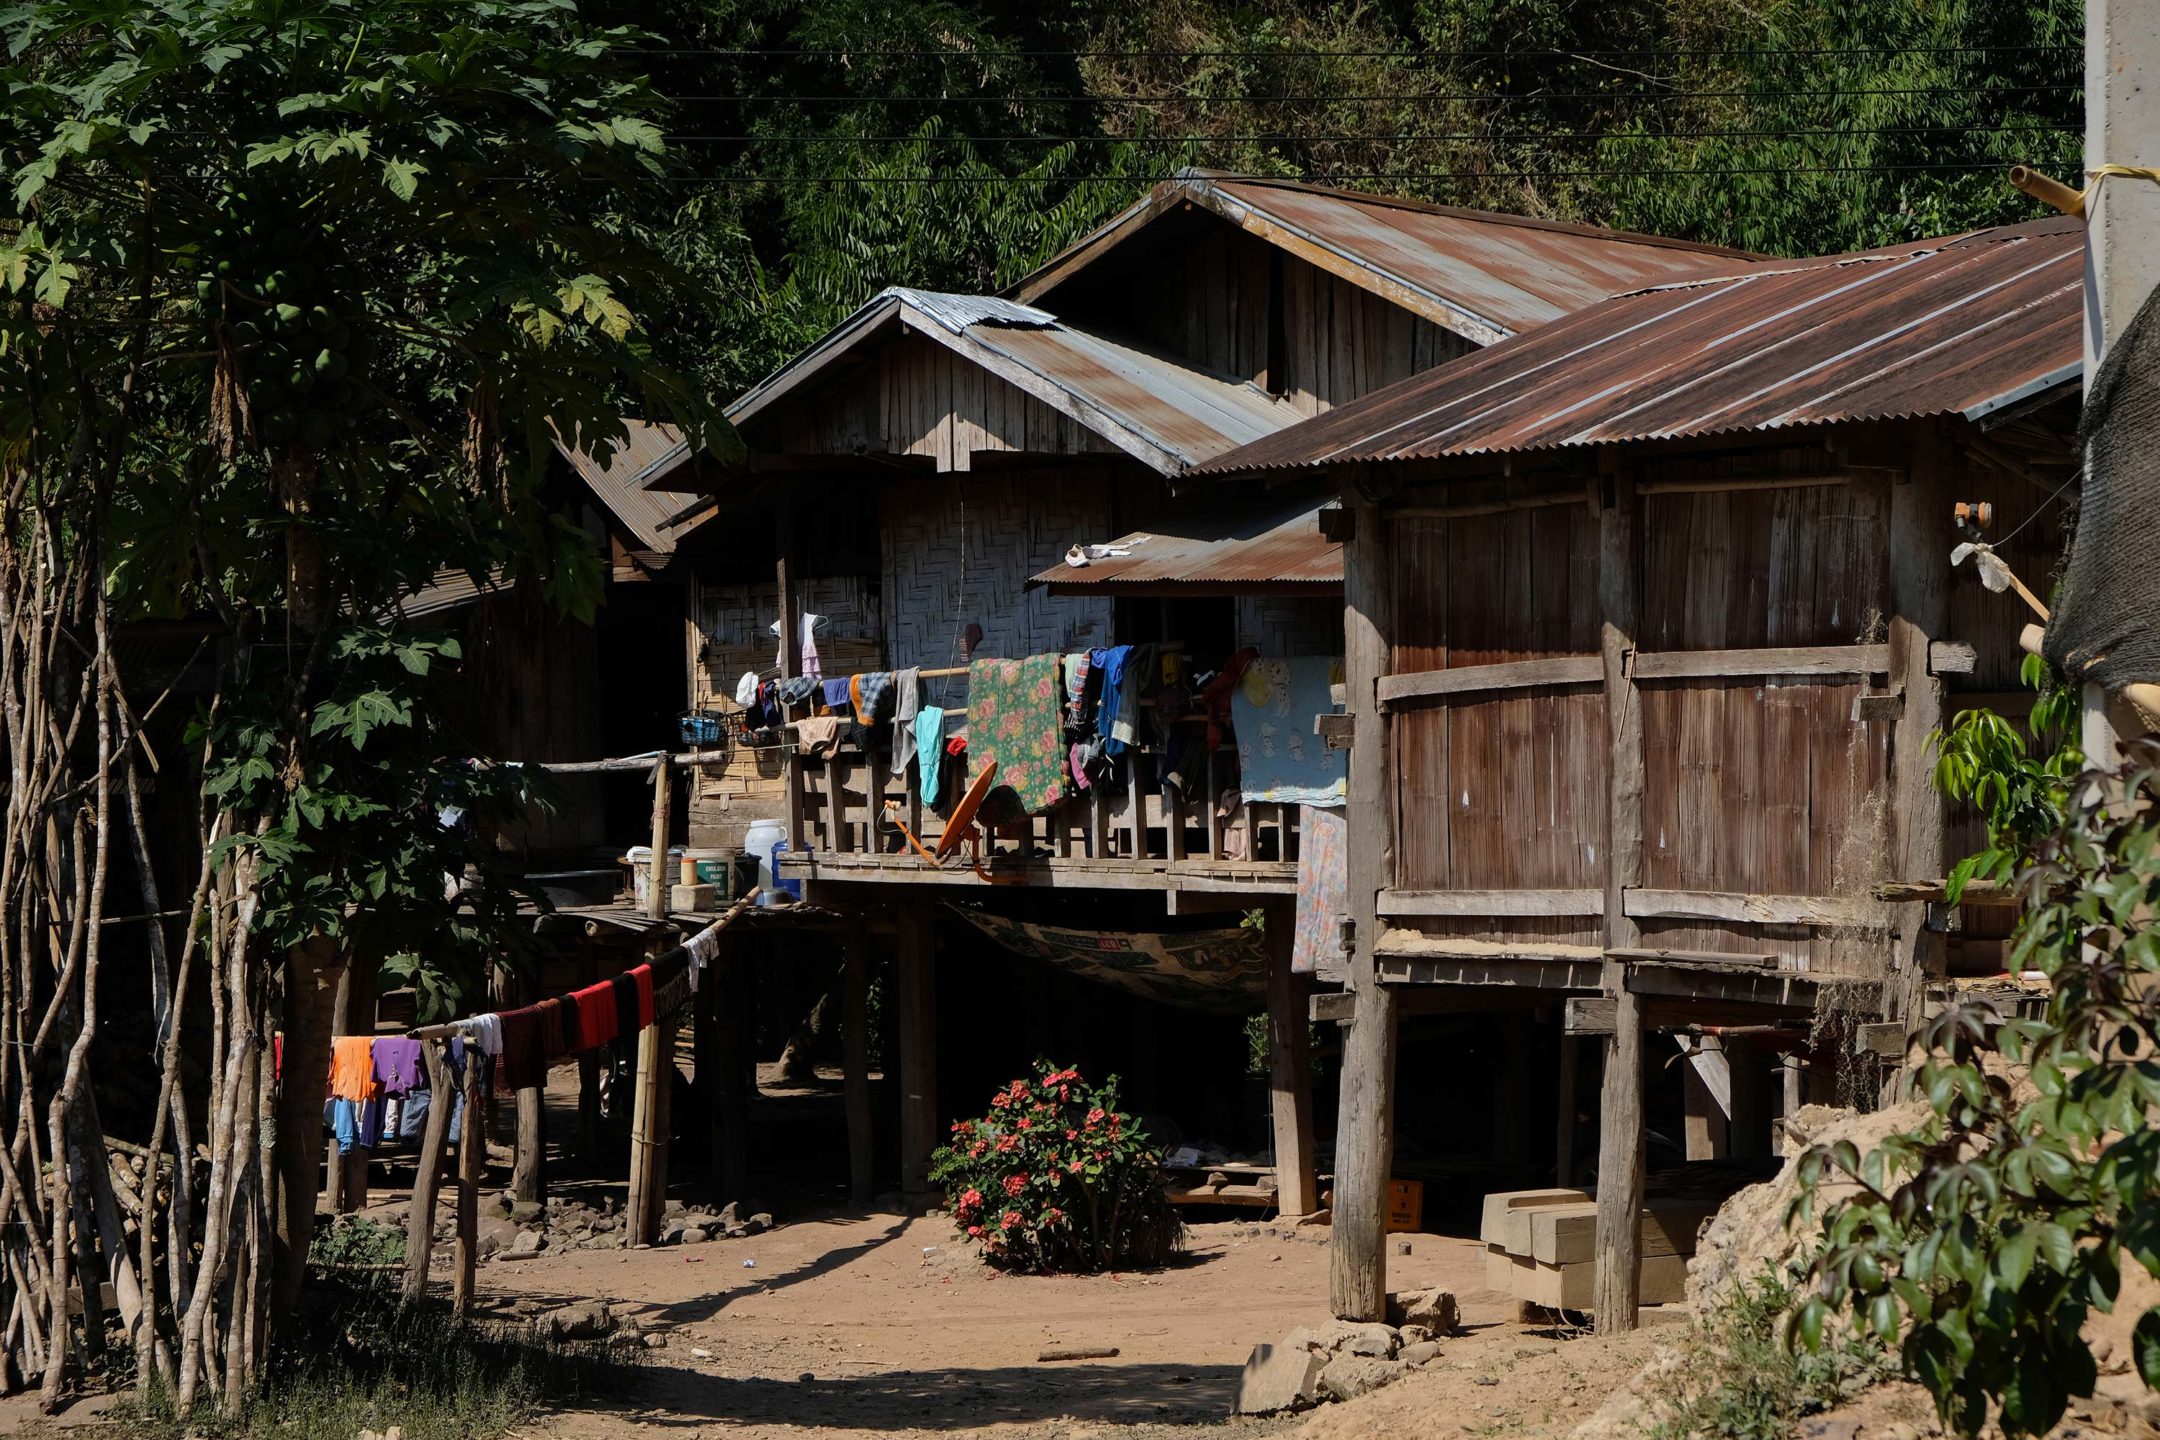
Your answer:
779,740 -> 1300,895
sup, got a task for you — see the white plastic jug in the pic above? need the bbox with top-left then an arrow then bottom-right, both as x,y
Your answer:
742,820 -> 786,906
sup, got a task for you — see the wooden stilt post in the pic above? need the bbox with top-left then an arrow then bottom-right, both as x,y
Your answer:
843,928 -> 875,1207
403,1040 -> 455,1302
1889,437 -> 1951,1025
708,932 -> 752,1207
1594,464 -> 1647,1336
510,966 -> 545,1207
1555,1034 -> 1580,1186
1264,900 -> 1319,1216
1331,487 -> 1398,1322
896,897 -> 938,1199
1727,1044 -> 1772,1161
454,1047 -> 483,1317
1683,1038 -> 1729,1161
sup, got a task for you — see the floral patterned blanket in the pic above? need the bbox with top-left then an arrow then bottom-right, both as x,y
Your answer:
966,655 -> 1069,825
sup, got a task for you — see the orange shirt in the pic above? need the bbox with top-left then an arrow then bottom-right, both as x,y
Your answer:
328,1035 -> 380,1102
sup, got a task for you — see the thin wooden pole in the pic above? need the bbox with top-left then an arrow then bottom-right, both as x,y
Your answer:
402,1040 -> 454,1303
843,931 -> 874,1207
1331,488 -> 1398,1322
646,757 -> 672,922
1594,465 -> 1647,1336
1889,436 -> 1950,1024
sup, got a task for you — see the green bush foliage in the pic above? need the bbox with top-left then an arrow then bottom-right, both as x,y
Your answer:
930,1061 -> 1181,1273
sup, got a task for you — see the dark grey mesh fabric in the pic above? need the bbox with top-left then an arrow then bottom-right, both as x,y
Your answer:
2045,283 -> 2160,691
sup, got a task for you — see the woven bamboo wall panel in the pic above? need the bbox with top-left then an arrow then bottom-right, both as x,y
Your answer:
682,574 -> 882,848
881,473 -> 1114,667
1237,595 -> 1342,654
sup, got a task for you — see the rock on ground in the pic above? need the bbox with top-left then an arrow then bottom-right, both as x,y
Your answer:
1318,1356 -> 1407,1403
1387,1286 -> 1460,1334
1233,1342 -> 1325,1416
1284,1320 -> 1400,1360
534,1303 -> 615,1342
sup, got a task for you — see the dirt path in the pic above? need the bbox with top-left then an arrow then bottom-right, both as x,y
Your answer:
465,1210 -> 1672,1440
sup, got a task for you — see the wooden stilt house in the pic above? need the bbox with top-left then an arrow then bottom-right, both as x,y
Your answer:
1194,217 -> 2084,1325
634,172 -> 1753,1209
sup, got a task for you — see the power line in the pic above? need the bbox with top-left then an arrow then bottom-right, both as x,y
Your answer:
657,84 -> 2081,104
623,44 -> 2082,61
516,159 -> 2091,184
657,123 -> 2082,144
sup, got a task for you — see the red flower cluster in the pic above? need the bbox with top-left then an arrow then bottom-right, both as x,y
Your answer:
1002,1173 -> 1027,1197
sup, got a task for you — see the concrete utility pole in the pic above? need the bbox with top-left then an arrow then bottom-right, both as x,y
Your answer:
2081,1 -> 2160,763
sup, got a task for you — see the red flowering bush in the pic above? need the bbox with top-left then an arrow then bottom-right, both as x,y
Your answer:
930,1060 -> 1180,1274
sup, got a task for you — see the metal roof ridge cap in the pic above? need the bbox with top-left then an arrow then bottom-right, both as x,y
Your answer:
1205,173 -> 1762,259
1197,179 -> 1515,345
726,291 -> 906,423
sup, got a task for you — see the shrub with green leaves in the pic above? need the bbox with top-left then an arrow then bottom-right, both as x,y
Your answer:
930,1061 -> 1180,1274
1793,739 -> 2160,1436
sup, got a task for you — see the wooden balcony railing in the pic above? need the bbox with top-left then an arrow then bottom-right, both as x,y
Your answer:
781,736 -> 1304,887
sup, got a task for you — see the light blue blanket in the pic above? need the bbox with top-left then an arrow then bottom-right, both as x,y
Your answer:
1234,656 -> 1346,805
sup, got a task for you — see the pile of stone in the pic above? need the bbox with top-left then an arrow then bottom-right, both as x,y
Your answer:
1232,1287 -> 1459,1416
409,1194 -> 778,1261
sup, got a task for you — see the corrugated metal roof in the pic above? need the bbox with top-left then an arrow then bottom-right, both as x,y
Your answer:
398,566 -> 503,619
1030,500 -> 1342,592
1010,170 -> 1759,344
553,419 -> 697,550
727,289 -> 1303,475
1196,218 -> 2083,475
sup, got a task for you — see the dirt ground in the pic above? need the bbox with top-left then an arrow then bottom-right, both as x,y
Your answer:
446,1207 -> 1678,1440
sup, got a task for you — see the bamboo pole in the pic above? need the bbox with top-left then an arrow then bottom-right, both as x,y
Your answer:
402,1040 -> 456,1303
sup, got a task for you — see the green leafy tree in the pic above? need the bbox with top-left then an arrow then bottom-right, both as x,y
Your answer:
3,0 -> 733,1406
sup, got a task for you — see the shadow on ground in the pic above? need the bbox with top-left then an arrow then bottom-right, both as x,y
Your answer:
585,1359 -> 1242,1431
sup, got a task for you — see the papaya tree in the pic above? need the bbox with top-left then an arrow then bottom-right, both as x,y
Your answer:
1,0 -> 730,1409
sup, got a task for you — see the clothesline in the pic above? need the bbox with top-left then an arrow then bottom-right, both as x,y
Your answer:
406,889 -> 761,1042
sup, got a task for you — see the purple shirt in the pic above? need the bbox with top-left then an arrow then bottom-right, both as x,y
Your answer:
371,1036 -> 426,1095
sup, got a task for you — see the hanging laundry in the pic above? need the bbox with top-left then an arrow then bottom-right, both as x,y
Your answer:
1111,643 -> 1157,754
371,1036 -> 426,1096
1234,657 -> 1347,805
796,715 -> 843,758
463,1013 -> 503,1062
967,654 -> 1069,824
653,965 -> 694,1019
1199,647 -> 1259,750
685,926 -> 721,985
890,668 -> 922,776
1062,652 -> 1093,730
777,675 -> 819,708
329,1035 -> 381,1102
1092,646 -> 1130,752
1293,805 -> 1348,976
629,965 -> 656,1029
913,706 -> 946,788
608,970 -> 643,1037
734,671 -> 760,707
539,996 -> 567,1058
493,1005 -> 549,1091
819,676 -> 852,714
799,612 -> 824,681
853,671 -> 894,726
566,981 -> 619,1052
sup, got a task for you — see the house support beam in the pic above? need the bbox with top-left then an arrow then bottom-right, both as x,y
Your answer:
897,897 -> 938,1198
1593,467 -> 1648,1335
843,929 -> 875,1206
1331,490 -> 1398,1322
1264,899 -> 1319,1216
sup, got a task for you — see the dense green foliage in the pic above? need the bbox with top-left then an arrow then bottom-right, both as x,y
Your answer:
3,0 -> 732,1014
1794,739 -> 2160,1437
602,0 -> 2084,396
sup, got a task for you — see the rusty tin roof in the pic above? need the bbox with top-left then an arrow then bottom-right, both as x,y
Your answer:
1196,218 -> 2083,475
1010,170 -> 1758,345
1029,499 -> 1342,593
554,419 -> 702,550
726,286 -> 1304,475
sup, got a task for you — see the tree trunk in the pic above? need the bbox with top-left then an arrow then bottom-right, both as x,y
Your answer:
774,969 -> 840,1084
270,934 -> 344,1325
